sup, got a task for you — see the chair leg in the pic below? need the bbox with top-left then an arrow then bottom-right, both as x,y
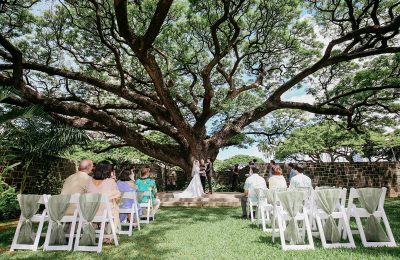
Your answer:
68,215 -> 78,251
43,220 -> 53,251
108,212 -> 119,246
128,212 -> 133,236
342,212 -> 356,248
98,219 -> 106,253
381,211 -> 396,246
74,219 -> 83,251
33,216 -> 46,251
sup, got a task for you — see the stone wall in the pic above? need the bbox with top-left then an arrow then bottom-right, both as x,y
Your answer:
3,158 -> 399,197
1,158 -> 77,194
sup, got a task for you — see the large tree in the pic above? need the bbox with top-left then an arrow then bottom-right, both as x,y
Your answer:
1,0 -> 399,173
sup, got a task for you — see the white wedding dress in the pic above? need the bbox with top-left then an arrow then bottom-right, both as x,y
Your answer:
174,164 -> 204,198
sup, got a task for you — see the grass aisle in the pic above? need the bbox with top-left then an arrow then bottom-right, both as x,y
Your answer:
1,199 -> 400,259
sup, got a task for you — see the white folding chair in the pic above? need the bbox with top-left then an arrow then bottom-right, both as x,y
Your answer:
272,190 -> 314,251
345,187 -> 396,247
247,198 -> 258,223
10,194 -> 48,251
43,194 -> 80,251
311,188 -> 355,248
119,191 -> 141,236
74,194 -> 119,253
256,188 -> 274,232
138,189 -> 154,224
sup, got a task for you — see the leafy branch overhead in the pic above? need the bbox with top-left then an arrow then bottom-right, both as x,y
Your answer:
0,0 -> 399,172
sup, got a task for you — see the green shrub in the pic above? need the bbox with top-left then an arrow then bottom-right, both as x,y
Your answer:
0,184 -> 20,220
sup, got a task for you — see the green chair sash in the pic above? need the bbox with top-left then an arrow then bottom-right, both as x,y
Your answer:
17,195 -> 42,244
358,188 -> 389,242
316,189 -> 341,243
277,191 -> 305,245
48,195 -> 71,245
79,193 -> 102,246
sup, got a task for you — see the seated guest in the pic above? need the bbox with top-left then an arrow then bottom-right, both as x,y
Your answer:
61,159 -> 93,194
268,165 -> 287,189
241,167 -> 267,218
288,163 -> 296,181
61,159 -> 93,215
85,163 -> 121,237
117,169 -> 141,222
135,166 -> 161,217
289,164 -> 312,189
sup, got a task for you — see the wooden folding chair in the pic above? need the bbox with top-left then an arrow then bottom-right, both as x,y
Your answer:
119,191 -> 141,236
10,194 -> 48,251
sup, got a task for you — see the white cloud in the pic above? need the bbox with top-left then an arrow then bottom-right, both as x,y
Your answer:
285,94 -> 316,104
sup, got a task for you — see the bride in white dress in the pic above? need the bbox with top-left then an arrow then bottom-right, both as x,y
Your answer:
174,160 -> 204,198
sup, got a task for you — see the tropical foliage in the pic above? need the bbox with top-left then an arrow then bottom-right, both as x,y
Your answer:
214,154 -> 264,172
261,122 -> 400,162
0,162 -> 20,220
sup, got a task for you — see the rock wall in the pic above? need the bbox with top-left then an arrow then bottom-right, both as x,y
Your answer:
3,159 -> 399,197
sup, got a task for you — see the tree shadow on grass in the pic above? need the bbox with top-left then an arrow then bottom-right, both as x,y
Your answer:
1,207 -> 241,259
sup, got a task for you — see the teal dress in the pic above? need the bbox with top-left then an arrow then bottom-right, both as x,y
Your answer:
135,178 -> 157,204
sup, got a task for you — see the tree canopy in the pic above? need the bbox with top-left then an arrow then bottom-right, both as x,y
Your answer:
261,121 -> 400,162
1,0 -> 399,172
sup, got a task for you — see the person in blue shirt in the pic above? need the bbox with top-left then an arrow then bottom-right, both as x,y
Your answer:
288,163 -> 297,181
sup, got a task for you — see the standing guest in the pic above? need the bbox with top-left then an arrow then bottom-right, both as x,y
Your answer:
289,164 -> 312,189
85,163 -> 121,240
288,163 -> 296,181
135,166 -> 161,217
199,159 -> 207,192
268,166 -> 287,190
205,158 -> 213,194
167,170 -> 177,188
117,169 -> 141,223
61,159 -> 93,194
129,165 -> 136,181
268,160 -> 281,177
110,164 -> 117,180
241,167 -> 267,218
246,161 -> 253,177
231,164 -> 240,192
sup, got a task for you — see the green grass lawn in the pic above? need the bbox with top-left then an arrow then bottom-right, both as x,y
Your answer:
1,199 -> 400,260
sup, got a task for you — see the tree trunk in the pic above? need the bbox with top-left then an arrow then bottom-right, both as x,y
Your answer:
180,141 -> 219,176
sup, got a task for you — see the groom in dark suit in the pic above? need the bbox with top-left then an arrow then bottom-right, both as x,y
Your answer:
205,158 -> 213,194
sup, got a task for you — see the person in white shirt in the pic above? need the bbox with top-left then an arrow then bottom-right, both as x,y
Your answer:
268,165 -> 287,189
61,159 -> 93,194
241,167 -> 267,218
289,164 -> 312,189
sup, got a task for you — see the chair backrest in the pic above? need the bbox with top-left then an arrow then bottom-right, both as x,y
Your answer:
348,187 -> 386,211
121,191 -> 138,200
273,189 -> 308,209
137,189 -> 153,204
77,193 -> 108,220
17,194 -> 48,214
312,188 -> 344,212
